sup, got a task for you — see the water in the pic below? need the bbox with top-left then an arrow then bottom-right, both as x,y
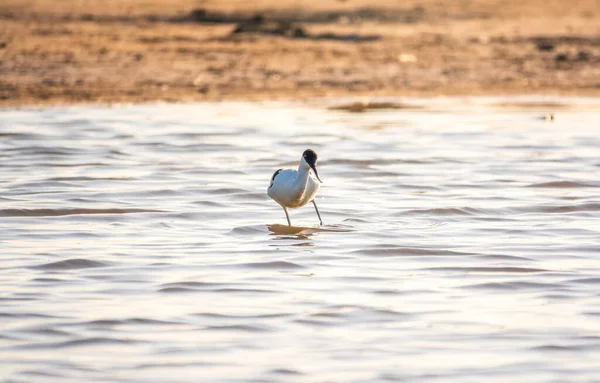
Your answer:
1,98 -> 600,383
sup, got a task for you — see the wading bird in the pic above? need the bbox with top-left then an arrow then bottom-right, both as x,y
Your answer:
267,149 -> 323,226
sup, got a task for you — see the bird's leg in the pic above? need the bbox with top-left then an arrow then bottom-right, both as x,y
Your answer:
312,200 -> 323,225
283,207 -> 291,226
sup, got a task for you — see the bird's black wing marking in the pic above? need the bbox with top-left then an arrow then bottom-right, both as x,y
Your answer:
269,169 -> 283,189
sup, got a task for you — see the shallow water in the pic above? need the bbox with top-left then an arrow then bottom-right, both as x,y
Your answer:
1,98 -> 600,382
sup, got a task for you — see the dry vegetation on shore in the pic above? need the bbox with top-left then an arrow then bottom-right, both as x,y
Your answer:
1,0 -> 599,106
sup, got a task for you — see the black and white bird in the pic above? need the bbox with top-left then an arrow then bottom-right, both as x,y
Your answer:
267,149 -> 323,226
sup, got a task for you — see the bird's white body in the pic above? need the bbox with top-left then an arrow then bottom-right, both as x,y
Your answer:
268,167 -> 320,208
267,150 -> 323,226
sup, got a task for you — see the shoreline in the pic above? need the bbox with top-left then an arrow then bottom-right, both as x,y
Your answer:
3,87 -> 600,110
5,93 -> 600,113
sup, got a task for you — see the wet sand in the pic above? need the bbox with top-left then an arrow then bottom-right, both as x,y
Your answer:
1,0 -> 600,107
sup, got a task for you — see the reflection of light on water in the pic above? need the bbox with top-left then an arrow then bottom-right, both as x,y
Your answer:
1,98 -> 600,382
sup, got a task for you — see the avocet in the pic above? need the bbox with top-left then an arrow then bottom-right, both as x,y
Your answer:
267,149 -> 323,226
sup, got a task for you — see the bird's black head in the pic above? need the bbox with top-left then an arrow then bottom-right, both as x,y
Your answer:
302,149 -> 322,183
302,149 -> 318,166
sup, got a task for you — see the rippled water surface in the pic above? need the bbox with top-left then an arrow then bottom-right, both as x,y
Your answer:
2,98 -> 600,382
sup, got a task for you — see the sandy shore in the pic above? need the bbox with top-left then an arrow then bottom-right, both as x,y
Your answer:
1,0 -> 600,107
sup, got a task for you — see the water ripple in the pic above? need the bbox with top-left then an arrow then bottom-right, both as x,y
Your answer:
1,208 -> 164,217
527,181 -> 599,188
31,258 -> 109,270
2,99 -> 600,383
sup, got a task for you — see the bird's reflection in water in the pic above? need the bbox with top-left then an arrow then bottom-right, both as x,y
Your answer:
267,224 -> 315,241
266,224 -> 353,242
